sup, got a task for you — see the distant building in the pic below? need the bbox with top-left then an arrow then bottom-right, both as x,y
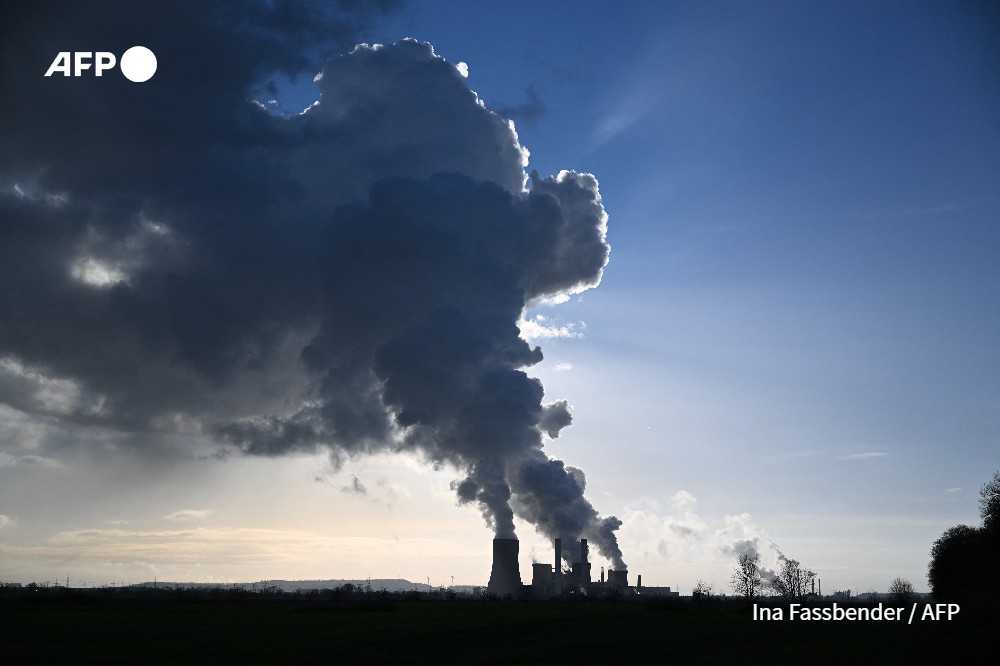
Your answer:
513,538 -> 674,600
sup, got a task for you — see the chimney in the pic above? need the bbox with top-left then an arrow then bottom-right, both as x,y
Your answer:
487,538 -> 522,598
637,574 -> 642,590
579,538 -> 591,586
554,538 -> 562,594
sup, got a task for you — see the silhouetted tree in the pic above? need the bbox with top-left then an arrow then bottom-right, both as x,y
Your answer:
979,470 -> 1000,532
929,526 -> 988,601
887,577 -> 914,604
928,471 -> 1000,621
731,552 -> 763,601
692,580 -> 713,602
770,557 -> 815,601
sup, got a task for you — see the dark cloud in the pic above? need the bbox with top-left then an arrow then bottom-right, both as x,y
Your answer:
538,400 -> 573,439
0,3 -> 622,565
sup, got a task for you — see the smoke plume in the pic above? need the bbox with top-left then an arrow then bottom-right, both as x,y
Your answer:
0,3 -> 625,568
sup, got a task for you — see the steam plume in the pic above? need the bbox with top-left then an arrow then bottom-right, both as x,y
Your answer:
0,5 -> 625,568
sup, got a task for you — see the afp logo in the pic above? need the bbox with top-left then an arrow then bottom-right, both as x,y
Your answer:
45,46 -> 157,83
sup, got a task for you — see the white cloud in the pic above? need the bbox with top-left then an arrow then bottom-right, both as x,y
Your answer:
530,293 -> 571,307
943,487 -> 962,493
70,258 -> 129,288
553,362 -> 573,372
619,492 -> 789,576
517,314 -> 584,341
0,515 -> 12,529
163,509 -> 213,522
68,216 -> 178,290
836,452 -> 889,460
669,489 -> 698,511
455,61 -> 468,78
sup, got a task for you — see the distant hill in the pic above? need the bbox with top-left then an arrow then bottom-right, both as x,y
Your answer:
129,579 -> 480,593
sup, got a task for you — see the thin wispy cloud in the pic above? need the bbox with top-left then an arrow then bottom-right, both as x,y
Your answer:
163,510 -> 212,522
20,455 -> 64,468
835,452 -> 889,461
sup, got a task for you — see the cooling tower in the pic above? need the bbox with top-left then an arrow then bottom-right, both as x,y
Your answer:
487,538 -> 522,597
554,538 -> 562,594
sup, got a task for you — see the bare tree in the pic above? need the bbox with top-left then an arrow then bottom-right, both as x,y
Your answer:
887,577 -> 914,604
731,551 -> 764,601
770,557 -> 816,601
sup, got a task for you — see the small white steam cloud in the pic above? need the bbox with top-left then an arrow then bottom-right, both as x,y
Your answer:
621,490 -> 790,579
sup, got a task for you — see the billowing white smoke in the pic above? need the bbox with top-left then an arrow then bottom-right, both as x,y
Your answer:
0,4 -> 625,569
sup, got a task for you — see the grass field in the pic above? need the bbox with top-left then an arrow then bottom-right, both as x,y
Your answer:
1,593 -> 993,664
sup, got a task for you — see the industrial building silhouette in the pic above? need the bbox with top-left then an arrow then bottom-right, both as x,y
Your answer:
486,538 -> 677,599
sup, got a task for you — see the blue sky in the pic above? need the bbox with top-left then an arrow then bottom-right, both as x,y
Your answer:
0,1 -> 996,593
368,0 -> 999,590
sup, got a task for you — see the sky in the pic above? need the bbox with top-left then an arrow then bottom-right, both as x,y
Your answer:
1,0 -> 997,594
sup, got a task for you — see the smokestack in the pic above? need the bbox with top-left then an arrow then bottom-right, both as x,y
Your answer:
487,538 -> 522,598
554,538 -> 562,594
637,574 -> 642,590
579,538 -> 591,586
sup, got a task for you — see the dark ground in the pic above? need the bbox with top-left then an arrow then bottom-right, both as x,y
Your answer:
0,592 -> 994,664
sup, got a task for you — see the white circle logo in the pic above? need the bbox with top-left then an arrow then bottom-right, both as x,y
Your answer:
120,46 -> 157,83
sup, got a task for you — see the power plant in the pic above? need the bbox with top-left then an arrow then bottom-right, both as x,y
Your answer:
486,538 -> 523,596
486,537 -> 677,599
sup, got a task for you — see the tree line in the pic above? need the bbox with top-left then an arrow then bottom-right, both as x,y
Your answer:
719,470 -> 999,622
928,470 -> 999,620
728,550 -> 817,602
